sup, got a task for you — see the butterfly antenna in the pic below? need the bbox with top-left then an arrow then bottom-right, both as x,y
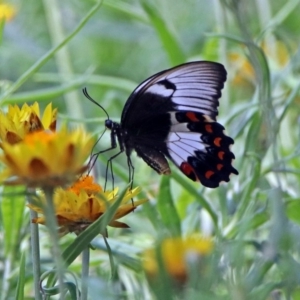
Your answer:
82,87 -> 110,120
87,128 -> 107,174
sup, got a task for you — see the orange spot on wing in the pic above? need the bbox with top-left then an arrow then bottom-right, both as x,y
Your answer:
217,164 -> 223,171
205,124 -> 213,133
218,151 -> 225,160
205,170 -> 214,179
180,162 -> 197,181
186,112 -> 200,122
214,137 -> 222,147
181,162 -> 193,175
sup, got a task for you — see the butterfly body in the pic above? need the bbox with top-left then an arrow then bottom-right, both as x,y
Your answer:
103,61 -> 238,188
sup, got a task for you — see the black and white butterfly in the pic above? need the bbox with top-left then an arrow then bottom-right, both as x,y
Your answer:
84,61 -> 238,188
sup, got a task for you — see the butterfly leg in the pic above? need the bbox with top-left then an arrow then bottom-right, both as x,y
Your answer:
87,127 -> 123,190
126,155 -> 135,191
87,131 -> 107,175
104,150 -> 124,191
87,145 -> 118,177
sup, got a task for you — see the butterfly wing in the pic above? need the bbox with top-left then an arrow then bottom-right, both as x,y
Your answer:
166,111 -> 238,187
121,61 -> 238,188
121,61 -> 225,125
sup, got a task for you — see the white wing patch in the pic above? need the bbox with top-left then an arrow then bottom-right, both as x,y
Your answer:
173,89 -> 217,98
170,123 -> 189,132
176,105 -> 215,115
172,97 -> 214,108
167,131 -> 207,168
146,84 -> 174,97
167,111 -> 209,168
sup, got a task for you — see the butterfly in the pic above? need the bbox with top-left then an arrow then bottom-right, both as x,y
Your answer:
84,61 -> 238,188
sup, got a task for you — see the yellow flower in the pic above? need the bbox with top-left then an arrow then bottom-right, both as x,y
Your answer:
0,128 -> 93,187
262,39 -> 290,67
229,52 -> 255,86
143,235 -> 213,283
28,175 -> 147,235
0,102 -> 57,145
229,39 -> 291,86
0,3 -> 16,21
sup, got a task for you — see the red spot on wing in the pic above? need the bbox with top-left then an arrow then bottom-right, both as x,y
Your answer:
181,162 -> 193,174
205,170 -> 215,179
218,151 -> 225,160
180,162 -> 197,181
214,137 -> 222,147
186,112 -> 200,122
217,164 -> 223,171
205,124 -> 213,133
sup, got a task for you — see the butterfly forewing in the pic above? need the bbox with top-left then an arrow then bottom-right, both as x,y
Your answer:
118,61 -> 238,187
121,61 -> 226,125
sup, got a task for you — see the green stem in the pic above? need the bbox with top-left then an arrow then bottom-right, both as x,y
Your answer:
42,0 -> 83,120
29,209 -> 42,300
213,0 -> 229,110
0,0 -> 103,102
104,236 -> 116,279
81,248 -> 90,300
43,186 -> 65,299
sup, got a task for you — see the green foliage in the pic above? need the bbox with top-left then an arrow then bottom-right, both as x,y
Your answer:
157,176 -> 181,236
1,0 -> 300,299
15,252 -> 26,300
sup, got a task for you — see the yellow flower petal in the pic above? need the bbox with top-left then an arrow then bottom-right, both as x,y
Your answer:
0,128 -> 94,187
40,103 -> 57,131
0,102 -> 57,145
0,4 -> 16,21
143,235 -> 214,283
28,175 -> 146,234
113,198 -> 148,219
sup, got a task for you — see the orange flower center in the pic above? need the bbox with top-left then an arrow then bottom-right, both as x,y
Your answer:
24,130 -> 55,144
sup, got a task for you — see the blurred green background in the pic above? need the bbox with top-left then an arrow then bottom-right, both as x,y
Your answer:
1,0 -> 300,299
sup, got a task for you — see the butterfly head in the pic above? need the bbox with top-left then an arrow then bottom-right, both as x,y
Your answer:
105,119 -> 122,133
105,119 -> 113,130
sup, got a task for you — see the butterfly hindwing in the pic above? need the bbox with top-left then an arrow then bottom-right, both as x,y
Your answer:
166,111 -> 237,188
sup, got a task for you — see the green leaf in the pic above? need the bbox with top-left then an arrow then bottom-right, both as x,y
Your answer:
157,176 -> 181,236
141,1 -> 185,65
244,110 -> 263,154
235,153 -> 261,220
1,186 -> 26,255
104,0 -> 149,24
33,73 -> 137,94
0,18 -> 4,46
0,0 -> 103,102
225,211 -> 268,239
143,200 -> 164,232
64,282 -> 78,300
15,252 -> 26,300
2,81 -> 86,104
92,238 -> 142,272
171,169 -> 218,228
286,199 -> 300,224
